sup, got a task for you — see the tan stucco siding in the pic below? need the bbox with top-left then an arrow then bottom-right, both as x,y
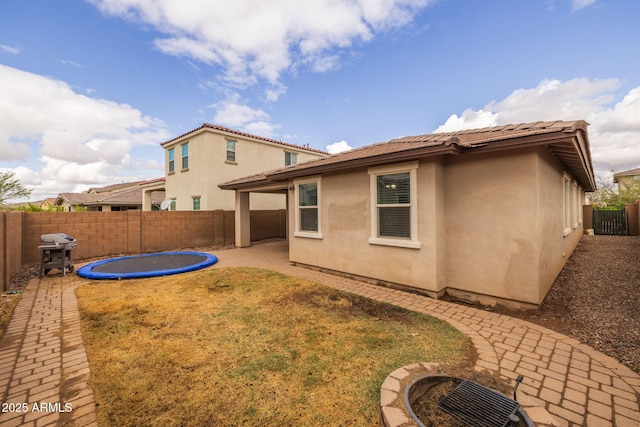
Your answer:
288,160 -> 445,294
164,130 -> 322,210
287,147 -> 584,306
536,146 -> 583,300
444,149 -> 541,304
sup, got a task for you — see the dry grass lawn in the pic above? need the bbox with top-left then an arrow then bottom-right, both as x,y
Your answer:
77,267 -> 473,426
0,293 -> 20,337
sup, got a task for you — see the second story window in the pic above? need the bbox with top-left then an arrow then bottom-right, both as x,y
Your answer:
168,148 -> 175,173
285,152 -> 298,166
181,143 -> 189,170
226,140 -> 236,162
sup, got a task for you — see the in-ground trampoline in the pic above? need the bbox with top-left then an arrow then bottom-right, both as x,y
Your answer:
77,251 -> 218,279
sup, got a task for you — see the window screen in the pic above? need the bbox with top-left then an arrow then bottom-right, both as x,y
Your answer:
376,172 -> 410,238
298,183 -> 318,232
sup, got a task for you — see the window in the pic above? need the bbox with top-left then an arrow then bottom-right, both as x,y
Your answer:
295,178 -> 322,238
369,162 -> 420,249
571,181 -> 579,228
577,185 -> 583,224
285,152 -> 298,166
563,174 -> 571,236
192,196 -> 201,211
181,143 -> 189,170
170,199 -> 176,211
226,140 -> 236,162
168,148 -> 175,173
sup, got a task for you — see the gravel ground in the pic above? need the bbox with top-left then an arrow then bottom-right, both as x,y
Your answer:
3,236 -> 639,375
490,235 -> 640,374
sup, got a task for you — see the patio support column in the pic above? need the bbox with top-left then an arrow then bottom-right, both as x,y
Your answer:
235,191 -> 251,247
143,189 -> 153,211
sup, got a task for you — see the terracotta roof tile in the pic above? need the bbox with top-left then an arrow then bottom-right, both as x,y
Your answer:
219,120 -> 595,191
161,123 -> 328,155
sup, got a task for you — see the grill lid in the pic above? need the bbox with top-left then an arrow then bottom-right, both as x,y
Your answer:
41,233 -> 76,244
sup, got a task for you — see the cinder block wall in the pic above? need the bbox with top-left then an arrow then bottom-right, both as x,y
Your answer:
19,209 -> 285,266
251,210 -> 286,241
626,203 -> 639,236
1,212 -> 24,292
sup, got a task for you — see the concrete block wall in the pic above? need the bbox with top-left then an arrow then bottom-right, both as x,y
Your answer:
251,209 -> 286,242
22,212 -> 130,264
1,212 -> 24,292
3,209 -> 286,288
140,211 -> 221,252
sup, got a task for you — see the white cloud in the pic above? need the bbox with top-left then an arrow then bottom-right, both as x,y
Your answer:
60,59 -> 82,68
571,0 -> 597,11
433,78 -> 640,177
0,44 -> 21,54
0,65 -> 169,199
435,109 -> 498,133
210,95 -> 280,137
326,140 -> 353,154
90,0 -> 433,99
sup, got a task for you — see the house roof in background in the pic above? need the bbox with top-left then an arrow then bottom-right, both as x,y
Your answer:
613,167 -> 640,182
220,120 -> 596,192
56,178 -> 165,206
160,123 -> 329,155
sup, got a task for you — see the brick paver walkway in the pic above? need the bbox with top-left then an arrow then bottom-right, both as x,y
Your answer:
0,277 -> 97,426
2,240 -> 639,426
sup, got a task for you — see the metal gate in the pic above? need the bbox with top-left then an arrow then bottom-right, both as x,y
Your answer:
593,209 -> 627,235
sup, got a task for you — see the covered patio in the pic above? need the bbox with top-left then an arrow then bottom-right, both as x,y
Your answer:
229,177 -> 290,247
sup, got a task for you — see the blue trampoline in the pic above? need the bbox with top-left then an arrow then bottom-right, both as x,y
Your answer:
77,251 -> 218,280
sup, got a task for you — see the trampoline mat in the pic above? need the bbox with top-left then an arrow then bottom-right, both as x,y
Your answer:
77,251 -> 218,279
93,253 -> 209,273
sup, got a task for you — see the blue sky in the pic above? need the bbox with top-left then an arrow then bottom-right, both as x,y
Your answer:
1,0 -> 639,200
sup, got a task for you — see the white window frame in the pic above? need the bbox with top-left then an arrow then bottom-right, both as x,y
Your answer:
563,174 -> 571,236
577,185 -> 583,225
368,162 -> 420,249
226,140 -> 236,163
181,142 -> 189,170
168,148 -> 175,174
285,151 -> 298,166
294,176 -> 322,239
572,181 -> 579,229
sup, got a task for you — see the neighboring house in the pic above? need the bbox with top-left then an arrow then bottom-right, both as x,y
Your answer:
56,179 -> 165,212
220,120 -> 595,308
613,167 -> 640,192
39,198 -> 57,210
157,124 -> 328,211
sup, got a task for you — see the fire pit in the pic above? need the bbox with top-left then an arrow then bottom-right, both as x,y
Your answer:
404,374 -> 534,427
38,233 -> 77,277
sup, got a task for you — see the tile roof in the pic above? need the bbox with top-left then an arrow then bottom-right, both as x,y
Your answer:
613,167 -> 640,180
56,178 -> 165,206
160,123 -> 328,155
219,120 -> 596,191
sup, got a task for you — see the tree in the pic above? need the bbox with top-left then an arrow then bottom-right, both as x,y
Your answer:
0,171 -> 32,206
589,173 -> 640,208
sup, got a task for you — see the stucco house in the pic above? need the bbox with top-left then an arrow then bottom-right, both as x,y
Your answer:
56,179 -> 165,212
150,124 -> 328,211
220,120 -> 595,308
613,167 -> 640,192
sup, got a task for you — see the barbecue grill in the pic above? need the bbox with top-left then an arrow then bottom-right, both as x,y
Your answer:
38,233 -> 77,277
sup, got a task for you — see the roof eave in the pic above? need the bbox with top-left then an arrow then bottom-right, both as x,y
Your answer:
266,145 -> 462,181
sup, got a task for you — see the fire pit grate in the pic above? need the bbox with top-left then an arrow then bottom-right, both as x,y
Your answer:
438,380 -> 521,427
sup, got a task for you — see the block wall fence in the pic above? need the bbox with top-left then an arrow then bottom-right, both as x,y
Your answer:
1,209 -> 286,291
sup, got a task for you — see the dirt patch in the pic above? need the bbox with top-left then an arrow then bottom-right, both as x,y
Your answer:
488,235 -> 640,374
277,288 -> 416,325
